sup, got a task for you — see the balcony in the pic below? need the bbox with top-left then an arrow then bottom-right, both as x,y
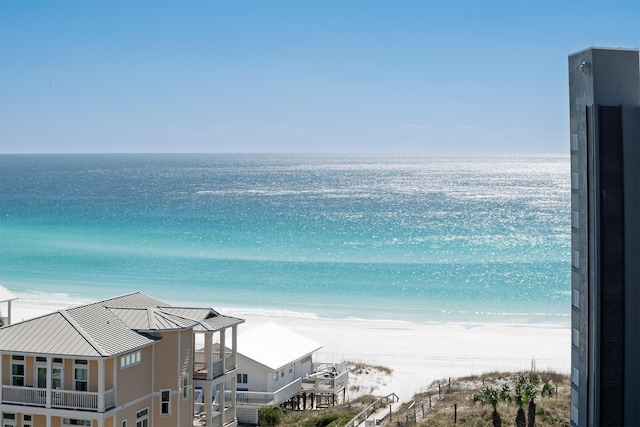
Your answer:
194,350 -> 236,380
1,385 -> 115,412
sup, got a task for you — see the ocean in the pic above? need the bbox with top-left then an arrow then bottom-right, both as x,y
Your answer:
0,154 -> 570,325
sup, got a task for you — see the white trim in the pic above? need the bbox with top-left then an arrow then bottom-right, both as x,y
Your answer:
73,359 -> 89,392
135,407 -> 149,427
2,412 -> 17,427
10,356 -> 25,387
22,414 -> 33,427
120,351 -> 141,369
160,389 -> 171,416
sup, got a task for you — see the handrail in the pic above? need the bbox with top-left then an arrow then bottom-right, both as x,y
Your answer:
344,393 -> 399,427
1,385 -> 116,411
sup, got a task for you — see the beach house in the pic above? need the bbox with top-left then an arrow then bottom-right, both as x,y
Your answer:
0,285 -> 18,326
0,292 -> 244,427
227,322 -> 348,425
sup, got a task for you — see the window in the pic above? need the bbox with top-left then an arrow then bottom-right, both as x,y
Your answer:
74,360 -> 88,391
136,408 -> 149,427
121,420 -> 127,427
3,413 -> 16,427
11,356 -> 25,386
182,373 -> 189,400
22,415 -> 32,427
120,350 -> 141,369
62,419 -> 91,426
161,389 -> 171,415
237,373 -> 248,384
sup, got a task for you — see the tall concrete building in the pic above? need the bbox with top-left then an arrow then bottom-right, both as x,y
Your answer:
569,47 -> 640,426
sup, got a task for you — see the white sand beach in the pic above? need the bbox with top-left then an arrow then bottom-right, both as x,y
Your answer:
9,299 -> 570,403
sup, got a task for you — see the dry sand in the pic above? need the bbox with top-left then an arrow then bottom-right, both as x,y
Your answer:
9,300 -> 570,402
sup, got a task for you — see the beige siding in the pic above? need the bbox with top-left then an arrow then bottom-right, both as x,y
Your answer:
115,346 -> 153,405
64,358 -> 73,389
151,329 -> 195,426
154,389 -> 182,427
179,329 -> 194,427
153,331 -> 180,390
105,357 -> 114,389
24,356 -> 34,387
115,398 -> 152,427
89,359 -> 98,392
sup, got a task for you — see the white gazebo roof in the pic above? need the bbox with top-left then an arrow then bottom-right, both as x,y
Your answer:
0,285 -> 18,303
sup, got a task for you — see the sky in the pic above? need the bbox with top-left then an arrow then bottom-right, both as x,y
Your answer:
0,0 -> 638,155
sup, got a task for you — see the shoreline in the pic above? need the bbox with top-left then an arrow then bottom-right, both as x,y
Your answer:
7,298 -> 570,402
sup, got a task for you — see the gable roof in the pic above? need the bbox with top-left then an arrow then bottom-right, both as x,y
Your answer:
237,322 -> 322,371
161,307 -> 243,332
0,285 -> 18,303
106,307 -> 198,331
0,292 -> 244,358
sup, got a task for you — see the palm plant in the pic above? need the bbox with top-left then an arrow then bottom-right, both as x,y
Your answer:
541,380 -> 555,398
499,384 -> 512,404
525,374 -> 541,427
513,376 -> 528,427
473,385 -> 502,427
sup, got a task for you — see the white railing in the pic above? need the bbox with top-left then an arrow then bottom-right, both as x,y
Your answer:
194,351 -> 236,379
302,364 -> 349,393
105,388 -> 115,409
313,361 -> 347,373
1,385 -> 115,411
1,386 -> 45,405
196,404 -> 235,426
233,390 -> 274,406
232,377 -> 303,407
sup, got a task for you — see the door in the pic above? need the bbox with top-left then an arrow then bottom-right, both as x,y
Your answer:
36,366 -> 47,388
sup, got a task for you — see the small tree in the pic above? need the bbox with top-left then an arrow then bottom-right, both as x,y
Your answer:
525,374 -> 541,427
541,380 -> 555,398
258,406 -> 283,426
473,386 -> 502,427
513,376 -> 528,427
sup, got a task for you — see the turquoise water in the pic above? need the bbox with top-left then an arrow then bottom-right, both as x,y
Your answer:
0,154 -> 570,324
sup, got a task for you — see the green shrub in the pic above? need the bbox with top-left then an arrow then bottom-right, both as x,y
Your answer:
259,406 -> 283,426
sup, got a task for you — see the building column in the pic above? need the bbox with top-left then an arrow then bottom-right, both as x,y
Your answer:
205,333 -> 213,380
204,383 -> 212,426
231,325 -> 238,369
46,356 -> 52,408
217,382 -> 225,427
231,373 -> 238,423
0,350 -> 3,403
98,359 -> 105,412
6,300 -> 11,325
219,329 -> 226,373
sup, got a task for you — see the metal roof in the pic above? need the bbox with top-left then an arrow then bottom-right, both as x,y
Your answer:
160,307 -> 244,332
237,322 -> 322,371
0,285 -> 18,303
0,292 -> 243,358
108,307 -> 198,331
